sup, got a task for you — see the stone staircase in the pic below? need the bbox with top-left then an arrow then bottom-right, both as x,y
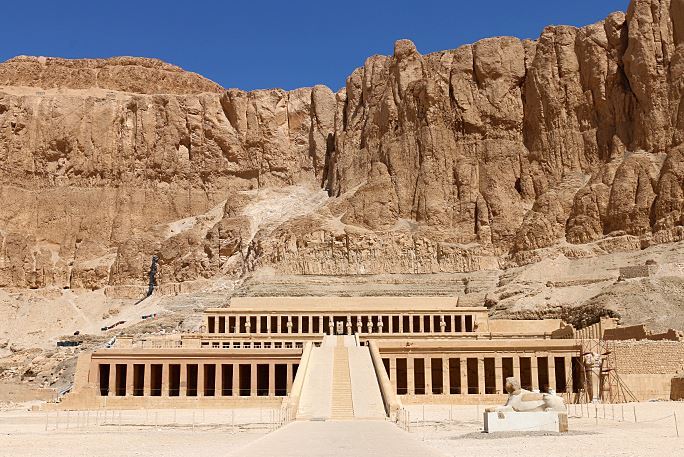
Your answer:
296,335 -> 386,421
330,336 -> 354,419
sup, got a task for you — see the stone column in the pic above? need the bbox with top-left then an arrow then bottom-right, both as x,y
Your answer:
459,357 -> 468,395
398,316 -> 404,333
356,316 -> 363,335
389,357 -> 397,391
250,364 -> 257,397
366,316 -> 373,334
419,315 -> 425,333
108,364 -> 116,396
548,356 -> 557,392
425,357 -> 432,395
531,356 -> 539,391
144,362 -> 152,396
460,315 -> 466,333
565,356 -> 573,394
319,316 -> 324,334
407,357 -> 415,395
377,316 -> 384,334
346,316 -> 352,335
256,315 -> 262,334
217,363 -> 224,397
450,315 -> 455,333
286,364 -> 294,394
440,316 -> 446,333
287,316 -> 293,334
125,363 -> 134,396
268,363 -> 275,397
388,316 -> 393,333
198,363 -> 205,397
277,316 -> 282,334
477,357 -> 485,395
513,355 -> 521,385
160,364 -> 169,397
442,357 -> 450,395
180,364 -> 187,397
494,355 -> 503,394
232,364 -> 239,397
245,317 -> 252,334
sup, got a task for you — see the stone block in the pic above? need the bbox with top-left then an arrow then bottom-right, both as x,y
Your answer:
483,411 -> 568,433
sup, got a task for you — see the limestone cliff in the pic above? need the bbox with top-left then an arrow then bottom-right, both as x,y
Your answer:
1,0 -> 684,291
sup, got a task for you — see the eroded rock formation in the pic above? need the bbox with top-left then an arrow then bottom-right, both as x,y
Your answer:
1,0 -> 684,290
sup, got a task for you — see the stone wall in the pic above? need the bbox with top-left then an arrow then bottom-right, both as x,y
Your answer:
618,264 -> 658,279
613,341 -> 684,375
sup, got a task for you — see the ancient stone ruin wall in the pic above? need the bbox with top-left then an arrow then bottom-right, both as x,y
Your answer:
612,341 -> 684,375
618,265 -> 658,279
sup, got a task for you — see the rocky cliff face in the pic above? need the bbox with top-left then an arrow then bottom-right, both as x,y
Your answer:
1,0 -> 684,291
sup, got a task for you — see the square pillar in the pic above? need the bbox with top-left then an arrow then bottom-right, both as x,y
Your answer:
286,364 -> 294,394
531,355 -> 539,391
450,315 -> 455,333
250,364 -> 258,397
425,357 -> 433,395
459,357 -> 468,395
256,315 -> 262,333
442,356 -> 450,395
419,315 -> 425,333
268,363 -> 275,396
460,315 -> 466,333
232,364 -> 239,397
125,363 -> 134,396
108,364 -> 116,396
477,357 -> 485,395
565,356 -> 573,393
389,357 -> 398,391
513,355 -> 521,384
408,315 -> 414,333
180,364 -> 187,397
197,363 -> 205,397
548,356 -> 557,392
494,355 -> 503,394
407,357 -> 415,395
217,363 -> 224,397
144,362 -> 152,396
277,316 -> 282,334
161,364 -> 169,397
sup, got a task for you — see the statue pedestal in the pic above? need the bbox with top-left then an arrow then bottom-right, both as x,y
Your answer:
483,411 -> 568,433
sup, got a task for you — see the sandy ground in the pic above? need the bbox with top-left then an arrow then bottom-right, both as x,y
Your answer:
0,402 -> 683,456
405,402 -> 684,457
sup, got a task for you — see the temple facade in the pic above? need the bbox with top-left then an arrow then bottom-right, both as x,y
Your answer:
57,296 -> 682,412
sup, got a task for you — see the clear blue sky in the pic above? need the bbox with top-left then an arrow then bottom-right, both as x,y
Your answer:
1,0 -> 629,91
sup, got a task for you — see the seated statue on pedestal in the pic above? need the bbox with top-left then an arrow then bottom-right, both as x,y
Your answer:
486,377 -> 566,413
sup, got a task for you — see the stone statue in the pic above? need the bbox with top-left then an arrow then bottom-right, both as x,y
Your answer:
486,377 -> 566,413
583,351 -> 604,403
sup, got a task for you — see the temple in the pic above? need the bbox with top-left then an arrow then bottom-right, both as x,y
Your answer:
57,296 -> 684,416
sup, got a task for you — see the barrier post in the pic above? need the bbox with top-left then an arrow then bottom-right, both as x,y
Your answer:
675,412 -> 680,438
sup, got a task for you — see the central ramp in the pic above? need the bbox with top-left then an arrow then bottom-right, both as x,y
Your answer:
296,335 -> 386,421
228,421 -> 446,457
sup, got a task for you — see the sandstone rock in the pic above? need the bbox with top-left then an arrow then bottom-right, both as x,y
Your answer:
0,0 -> 684,287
